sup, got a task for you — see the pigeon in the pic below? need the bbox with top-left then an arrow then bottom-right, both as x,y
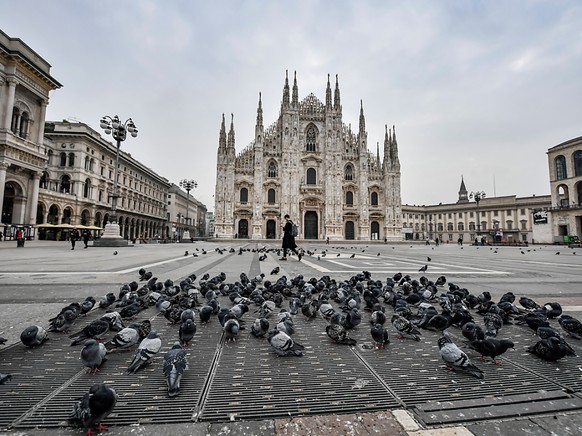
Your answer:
543,302 -> 563,319
438,335 -> 484,379
371,323 -> 391,348
326,324 -> 357,345
419,264 -> 428,273
100,311 -> 125,331
126,331 -> 162,374
178,319 -> 197,346
536,327 -> 576,356
267,330 -> 304,356
270,267 -> 280,275
20,325 -> 49,347
391,315 -> 421,341
251,318 -> 270,338
518,312 -> 550,333
559,315 -> 582,339
468,339 -> 514,364
180,309 -> 196,324
80,297 -> 96,315
69,319 -> 110,346
0,337 -> 6,346
527,337 -> 571,362
276,319 -> 295,336
519,296 -> 540,311
81,339 -> 108,373
461,322 -> 485,342
199,305 -> 213,324
370,310 -> 387,326
48,309 -> 77,332
483,312 -> 503,337
163,343 -> 188,397
0,373 -> 12,384
105,325 -> 140,352
223,319 -> 240,342
98,293 -> 116,309
69,383 -> 118,436
343,307 -> 362,329
301,301 -> 318,319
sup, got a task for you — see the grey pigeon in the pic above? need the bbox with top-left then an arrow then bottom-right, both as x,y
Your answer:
276,319 -> 295,336
438,335 -> 484,379
326,324 -> 357,345
105,326 -> 139,352
179,319 -> 197,346
251,318 -> 270,338
199,305 -> 213,323
461,322 -> 485,342
319,303 -> 335,319
371,323 -> 391,348
343,307 -> 362,329
69,383 -> 117,435
391,315 -> 421,341
126,331 -> 162,374
98,293 -> 116,309
288,298 -> 301,315
81,339 -> 108,373
163,343 -> 188,397
80,296 -> 96,315
267,330 -> 305,356
99,311 -> 125,331
180,309 -> 196,323
468,339 -> 514,364
48,309 -> 77,332
69,318 -> 110,346
20,325 -> 49,347
223,318 -> 240,342
0,373 -> 11,384
484,312 -> 503,337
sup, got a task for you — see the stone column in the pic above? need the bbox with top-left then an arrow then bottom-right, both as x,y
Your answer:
27,172 -> 41,225
0,162 -> 10,217
37,100 -> 48,144
3,78 -> 17,130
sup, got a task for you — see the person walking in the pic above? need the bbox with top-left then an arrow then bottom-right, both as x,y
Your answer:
280,214 -> 302,261
70,228 -> 79,250
82,230 -> 90,248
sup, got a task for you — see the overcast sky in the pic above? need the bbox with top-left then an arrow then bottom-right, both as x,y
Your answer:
3,1 -> 582,211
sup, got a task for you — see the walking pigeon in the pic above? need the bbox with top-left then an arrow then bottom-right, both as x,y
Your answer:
468,339 -> 514,364
69,319 -> 110,346
69,383 -> 118,436
326,324 -> 357,345
267,330 -> 304,356
179,319 -> 197,346
391,315 -> 421,341
371,323 -> 391,348
438,335 -> 484,379
126,331 -> 162,374
163,343 -> 188,397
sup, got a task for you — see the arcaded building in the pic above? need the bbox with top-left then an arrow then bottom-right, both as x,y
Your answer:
214,72 -> 403,241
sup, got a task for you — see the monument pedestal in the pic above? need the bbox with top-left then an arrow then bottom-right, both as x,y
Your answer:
92,222 -> 129,247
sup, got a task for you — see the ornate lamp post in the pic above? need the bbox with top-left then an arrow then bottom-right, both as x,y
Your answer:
179,179 -> 197,241
97,115 -> 137,246
469,190 -> 486,236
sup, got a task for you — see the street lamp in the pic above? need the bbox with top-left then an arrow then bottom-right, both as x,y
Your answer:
179,179 -> 197,241
469,191 -> 486,236
98,115 -> 137,246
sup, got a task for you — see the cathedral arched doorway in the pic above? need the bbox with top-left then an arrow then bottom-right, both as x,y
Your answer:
238,219 -> 249,238
304,211 -> 318,239
1,182 -> 17,224
266,220 -> 276,239
345,221 -> 355,240
371,221 -> 380,240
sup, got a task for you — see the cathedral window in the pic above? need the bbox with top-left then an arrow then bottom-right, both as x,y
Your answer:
371,192 -> 378,205
346,191 -> 354,206
240,187 -> 248,203
306,126 -> 316,152
306,168 -> 316,185
268,189 -> 276,204
268,161 -> 278,178
344,164 -> 353,181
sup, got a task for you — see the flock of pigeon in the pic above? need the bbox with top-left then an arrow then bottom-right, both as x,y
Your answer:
1,246 -> 582,435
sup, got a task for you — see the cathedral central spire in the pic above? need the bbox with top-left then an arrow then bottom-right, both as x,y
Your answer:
219,113 -> 226,150
227,113 -> 235,150
292,71 -> 298,107
359,100 -> 366,133
282,70 -> 290,109
334,74 -> 341,111
326,74 -> 332,110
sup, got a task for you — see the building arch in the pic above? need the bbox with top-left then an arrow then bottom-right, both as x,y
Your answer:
574,150 -> 582,177
344,163 -> 354,181
62,207 -> 73,224
60,175 -> 72,193
304,211 -> 318,239
345,221 -> 355,240
240,187 -> 248,203
576,181 -> 582,206
267,160 -> 278,178
237,219 -> 249,238
305,124 -> 318,152
556,184 -> 570,207
371,191 -> 379,206
346,190 -> 354,205
80,209 -> 91,226
267,188 -> 276,204
371,221 -> 380,240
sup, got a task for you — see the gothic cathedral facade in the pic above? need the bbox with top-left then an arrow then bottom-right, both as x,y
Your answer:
214,72 -> 403,241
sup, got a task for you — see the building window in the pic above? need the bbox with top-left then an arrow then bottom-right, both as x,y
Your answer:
346,191 -> 354,206
481,211 -> 486,217
575,150 -> 582,177
83,178 -> 91,198
84,157 -> 90,170
458,222 -> 464,231
459,212 -> 463,218
306,126 -> 316,152
60,175 -> 71,193
507,210 -> 512,216
556,155 -> 567,180
438,214 -> 442,219
268,189 -> 275,204
268,161 -> 277,177
98,191 -> 103,202
521,220 -> 527,230
10,107 -> 20,133
469,222 -> 475,230
344,164 -> 353,181
447,222 -> 453,231
371,192 -> 378,206
520,208 -> 526,215
448,213 -> 452,219
240,187 -> 248,203
19,112 -> 30,139
506,220 -> 513,230
60,152 -> 67,167
493,210 -> 498,217
68,153 -> 75,167
522,234 -> 528,242
438,223 -> 444,231
469,211 -> 474,218
481,221 -> 488,230
306,168 -> 316,185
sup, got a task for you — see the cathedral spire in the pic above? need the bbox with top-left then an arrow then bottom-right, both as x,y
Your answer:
326,74 -> 332,110
383,124 -> 390,165
376,141 -> 380,164
359,100 -> 366,133
227,113 -> 235,150
256,92 -> 263,128
282,70 -> 290,109
390,124 -> 400,171
292,71 -> 298,107
219,113 -> 227,151
333,74 -> 341,111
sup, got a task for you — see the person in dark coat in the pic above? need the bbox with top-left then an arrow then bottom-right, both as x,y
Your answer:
70,228 -> 80,250
280,214 -> 301,261
82,230 -> 90,248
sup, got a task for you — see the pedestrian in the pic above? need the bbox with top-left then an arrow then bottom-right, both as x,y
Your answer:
280,214 -> 302,261
16,228 -> 24,247
384,236 -> 387,244
70,228 -> 79,250
326,236 -> 330,245
481,236 -> 486,246
435,237 -> 440,246
82,230 -> 90,248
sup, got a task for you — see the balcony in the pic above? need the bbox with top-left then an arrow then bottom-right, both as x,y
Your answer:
548,202 -> 582,211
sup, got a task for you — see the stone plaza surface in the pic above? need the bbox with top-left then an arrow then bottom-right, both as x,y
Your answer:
1,240 -> 582,435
